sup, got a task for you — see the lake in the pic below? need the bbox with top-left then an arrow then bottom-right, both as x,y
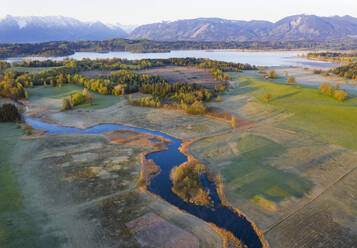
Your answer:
6,50 -> 337,68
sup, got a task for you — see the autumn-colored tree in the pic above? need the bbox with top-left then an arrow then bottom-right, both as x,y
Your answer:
286,76 -> 296,84
231,116 -> 236,129
319,83 -> 330,94
326,85 -> 336,96
334,90 -> 348,101
267,70 -> 277,79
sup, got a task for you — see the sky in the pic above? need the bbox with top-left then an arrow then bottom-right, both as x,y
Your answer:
1,0 -> 357,25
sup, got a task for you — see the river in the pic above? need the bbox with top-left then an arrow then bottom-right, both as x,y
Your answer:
25,117 -> 263,248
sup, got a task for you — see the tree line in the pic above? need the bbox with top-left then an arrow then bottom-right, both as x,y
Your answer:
332,62 -> 357,80
303,52 -> 357,63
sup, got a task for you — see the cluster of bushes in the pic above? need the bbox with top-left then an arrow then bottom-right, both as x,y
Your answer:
332,62 -> 357,80
210,68 -> 232,81
129,97 -> 161,108
181,101 -> 207,115
62,88 -> 95,110
0,103 -> 21,122
170,162 -> 211,206
319,83 -> 348,101
286,76 -> 296,84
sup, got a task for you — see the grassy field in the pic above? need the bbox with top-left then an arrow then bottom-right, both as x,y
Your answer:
28,84 -> 121,110
189,70 -> 357,247
5,67 -> 53,73
0,123 -> 62,248
190,133 -> 313,208
232,71 -> 357,150
220,135 -> 312,203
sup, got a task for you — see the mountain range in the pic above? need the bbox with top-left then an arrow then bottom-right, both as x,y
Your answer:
130,15 -> 357,42
0,15 -> 128,43
1,14 -> 357,43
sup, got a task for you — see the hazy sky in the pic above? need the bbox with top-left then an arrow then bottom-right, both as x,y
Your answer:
1,0 -> 357,25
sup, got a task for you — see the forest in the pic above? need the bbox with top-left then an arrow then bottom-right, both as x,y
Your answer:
0,58 -> 241,113
2,38 -> 357,58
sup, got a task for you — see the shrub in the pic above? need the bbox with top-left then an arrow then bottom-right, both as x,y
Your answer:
334,90 -> 348,101
286,76 -> 296,84
184,101 -> 207,115
62,98 -> 72,110
319,83 -> 330,94
267,70 -> 277,79
24,124 -> 32,135
214,84 -> 227,92
71,92 -> 85,106
264,92 -> 272,102
216,96 -> 222,102
0,104 -> 21,122
296,84 -> 302,89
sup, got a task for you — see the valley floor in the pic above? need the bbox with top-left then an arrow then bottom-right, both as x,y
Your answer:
1,68 -> 357,247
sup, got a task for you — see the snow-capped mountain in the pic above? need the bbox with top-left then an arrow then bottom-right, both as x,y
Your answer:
0,15 -> 128,43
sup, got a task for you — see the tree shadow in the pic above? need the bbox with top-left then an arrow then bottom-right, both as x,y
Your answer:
274,91 -> 300,101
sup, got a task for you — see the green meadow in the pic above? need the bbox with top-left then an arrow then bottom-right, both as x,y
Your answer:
28,84 -> 121,110
233,71 -> 357,150
220,135 -> 312,203
0,123 -> 63,248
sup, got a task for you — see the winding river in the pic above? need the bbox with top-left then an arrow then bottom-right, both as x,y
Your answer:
26,117 -> 263,248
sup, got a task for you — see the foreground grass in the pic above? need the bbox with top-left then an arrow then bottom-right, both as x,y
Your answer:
28,84 -> 120,110
234,71 -> 357,150
0,123 -> 62,247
